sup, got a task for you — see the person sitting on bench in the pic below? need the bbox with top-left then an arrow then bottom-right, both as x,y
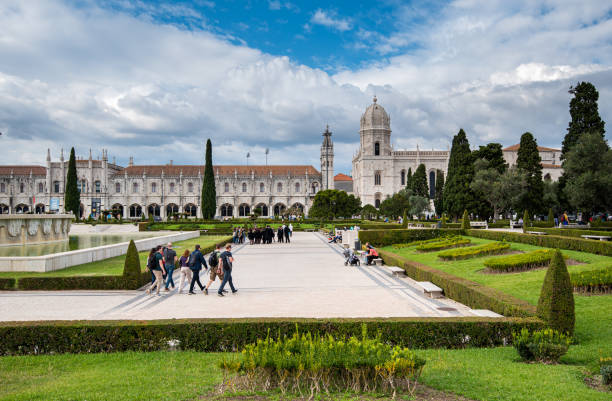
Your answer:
365,243 -> 379,265
329,234 -> 342,243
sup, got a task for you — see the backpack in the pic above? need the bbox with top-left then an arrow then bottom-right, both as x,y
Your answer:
208,251 -> 219,268
187,252 -> 198,269
147,255 -> 156,270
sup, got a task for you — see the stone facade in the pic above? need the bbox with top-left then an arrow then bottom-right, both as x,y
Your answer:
502,144 -> 563,181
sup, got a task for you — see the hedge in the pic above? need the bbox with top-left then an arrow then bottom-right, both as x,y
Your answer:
415,237 -> 471,252
379,249 -> 537,318
466,229 -> 612,256
437,242 -> 511,260
532,227 -> 612,238
0,278 -> 16,290
0,317 -> 543,356
359,229 -> 464,247
17,272 -> 151,291
570,267 -> 612,295
483,250 -> 560,272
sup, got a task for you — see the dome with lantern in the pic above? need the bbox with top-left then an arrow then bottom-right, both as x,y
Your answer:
360,96 -> 390,131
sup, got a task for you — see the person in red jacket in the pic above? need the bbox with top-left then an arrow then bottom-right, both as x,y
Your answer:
365,242 -> 379,265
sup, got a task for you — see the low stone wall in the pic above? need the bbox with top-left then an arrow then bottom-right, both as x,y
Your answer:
0,231 -> 199,272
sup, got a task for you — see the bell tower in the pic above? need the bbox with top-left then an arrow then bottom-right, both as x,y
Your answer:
320,125 -> 334,190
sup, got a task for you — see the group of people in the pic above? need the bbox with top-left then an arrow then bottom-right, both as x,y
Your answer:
146,242 -> 238,297
245,224 -> 293,245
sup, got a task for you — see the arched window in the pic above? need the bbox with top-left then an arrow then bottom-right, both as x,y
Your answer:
0,204 -> 8,213
239,204 -> 250,216
185,203 -> 197,216
95,180 -> 101,193
78,179 -> 86,193
169,182 -> 175,193
54,181 -> 60,193
400,170 -> 405,186
224,182 -> 229,192
429,171 -> 436,199
277,182 -> 282,193
374,171 -> 381,186
115,182 -> 121,193
16,204 -> 29,213
133,182 -> 139,193
147,204 -> 160,217
242,183 -> 247,193
166,204 -> 179,216
295,182 -> 300,193
35,204 -> 45,214
38,182 -> 44,193
311,182 -> 318,194
374,142 -> 380,156
151,182 -> 157,193
129,204 -> 142,217
187,182 -> 194,193
19,183 -> 25,193
255,203 -> 268,216
274,203 -> 286,216
375,199 -> 381,208
220,204 -> 233,217
0,183 -> 4,193
259,182 -> 265,193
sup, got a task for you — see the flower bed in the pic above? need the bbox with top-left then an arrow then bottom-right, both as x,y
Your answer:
570,267 -> 612,295
415,237 -> 471,252
483,250 -> 561,273
437,242 -> 511,260
513,328 -> 571,364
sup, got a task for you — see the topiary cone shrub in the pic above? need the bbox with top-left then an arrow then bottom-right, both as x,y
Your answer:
548,208 -> 554,228
122,240 -> 142,287
522,210 -> 531,233
537,249 -> 575,336
461,210 -> 470,230
402,209 -> 408,228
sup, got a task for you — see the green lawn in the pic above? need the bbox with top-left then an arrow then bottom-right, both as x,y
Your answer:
0,235 -> 229,279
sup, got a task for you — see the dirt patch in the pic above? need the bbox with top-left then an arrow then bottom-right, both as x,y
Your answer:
565,258 -> 585,266
584,373 -> 612,393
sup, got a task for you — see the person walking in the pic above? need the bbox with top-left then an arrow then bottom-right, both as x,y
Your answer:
163,242 -> 177,291
289,223 -> 293,237
284,224 -> 291,243
277,226 -> 283,243
188,244 -> 208,294
146,248 -> 157,286
204,244 -> 225,295
146,246 -> 166,296
218,243 -> 237,297
177,249 -> 192,294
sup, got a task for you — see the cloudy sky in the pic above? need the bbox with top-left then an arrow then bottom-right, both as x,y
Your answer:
1,0 -> 611,174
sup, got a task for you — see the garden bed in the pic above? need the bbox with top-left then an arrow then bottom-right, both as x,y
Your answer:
437,242 -> 511,260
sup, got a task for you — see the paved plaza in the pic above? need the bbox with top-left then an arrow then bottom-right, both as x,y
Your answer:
0,232 -> 499,321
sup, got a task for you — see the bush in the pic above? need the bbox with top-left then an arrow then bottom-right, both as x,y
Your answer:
0,317 -> 544,356
359,229 -> 463,247
379,249 -> 538,317
513,328 -> 571,363
122,240 -> 141,286
600,357 -> 612,385
461,210 -> 470,230
522,210 -> 531,233
483,250 -> 562,273
570,267 -> 612,295
218,326 -> 426,397
0,278 -> 15,290
17,272 -> 150,291
548,208 -> 554,227
437,242 -> 510,260
531,227 -> 612,238
416,237 -> 471,252
466,229 -> 612,256
537,250 -> 575,335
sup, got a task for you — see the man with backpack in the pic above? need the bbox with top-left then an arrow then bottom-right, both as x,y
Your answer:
188,244 -> 208,295
217,243 -> 238,297
204,244 -> 225,295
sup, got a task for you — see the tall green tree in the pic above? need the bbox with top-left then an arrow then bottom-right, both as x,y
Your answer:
471,161 -> 527,219
64,147 -> 80,219
379,190 -> 411,219
472,143 -> 507,173
563,131 -> 612,215
309,189 -> 361,219
433,169 -> 444,216
537,250 -> 575,335
443,129 -> 475,218
201,139 -> 216,219
562,82 -> 606,158
516,132 -> 544,214
411,164 -> 428,197
406,168 -> 413,191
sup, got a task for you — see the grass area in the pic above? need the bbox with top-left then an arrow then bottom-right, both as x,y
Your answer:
0,235 -> 229,279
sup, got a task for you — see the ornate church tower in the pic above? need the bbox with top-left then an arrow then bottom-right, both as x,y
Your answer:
320,125 -> 334,190
359,96 -> 391,156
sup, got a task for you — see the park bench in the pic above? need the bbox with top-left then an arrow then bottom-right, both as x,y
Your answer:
526,231 -> 547,235
386,266 -> 406,277
373,258 -> 384,266
509,220 -> 523,229
416,281 -> 443,299
470,221 -> 488,229
580,235 -> 611,241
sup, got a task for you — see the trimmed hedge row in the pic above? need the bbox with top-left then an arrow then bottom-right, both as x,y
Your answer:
379,249 -> 537,318
416,237 -> 471,252
533,227 -> 612,238
570,267 -> 612,295
0,278 -> 16,290
483,250 -> 558,272
16,272 -> 151,291
0,317 -> 543,356
437,242 -> 511,260
359,229 -> 464,247
466,229 -> 612,256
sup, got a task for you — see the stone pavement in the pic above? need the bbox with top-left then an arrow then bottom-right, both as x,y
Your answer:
0,232 -> 500,321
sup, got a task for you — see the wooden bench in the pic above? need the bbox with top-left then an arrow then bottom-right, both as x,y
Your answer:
509,221 -> 523,229
470,221 -> 488,229
416,282 -> 443,299
526,231 -> 547,235
387,266 -> 406,277
581,235 -> 611,241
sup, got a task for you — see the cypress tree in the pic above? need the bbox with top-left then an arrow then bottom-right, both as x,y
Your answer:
443,129 -> 475,218
201,139 -> 216,219
64,147 -> 80,219
434,169 -> 444,217
406,168 -> 413,191
122,240 -> 142,287
412,164 -> 428,197
461,209 -> 470,230
522,210 -> 530,233
537,250 -> 575,335
516,132 -> 544,214
562,82 -> 605,158
548,208 -> 554,227
402,209 -> 408,228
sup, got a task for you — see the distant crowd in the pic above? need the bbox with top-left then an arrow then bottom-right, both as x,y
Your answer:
232,224 -> 293,245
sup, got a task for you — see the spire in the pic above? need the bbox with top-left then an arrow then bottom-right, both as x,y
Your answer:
88,148 -> 92,160
60,148 -> 64,162
46,149 -> 51,162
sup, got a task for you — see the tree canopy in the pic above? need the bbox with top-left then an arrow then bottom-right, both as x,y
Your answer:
516,132 -> 544,214
379,189 -> 410,219
562,82 -> 606,158
433,169 -> 444,216
309,189 -> 361,219
443,129 -> 475,218
411,163 -> 429,198
472,143 -> 507,173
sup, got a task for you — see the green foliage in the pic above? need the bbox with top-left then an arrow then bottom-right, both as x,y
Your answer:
444,129 -> 476,217
437,242 -> 510,260
402,209 -> 408,227
466,229 -> 612,256
219,327 -> 426,397
601,357 -> 612,385
201,139 -> 217,219
548,208 -> 555,227
411,163 -> 429,197
379,190 -> 410,218
406,167 -> 413,191
64,147 -> 80,219
484,250 -> 561,273
309,189 -> 361,219
516,133 -> 544,214
16,273 -> 150,290
522,210 -> 531,233
570,267 -> 612,295
122,240 -> 141,285
0,317 -> 544,356
532,227 -> 612,238
472,143 -> 507,173
0,278 -> 16,290
361,204 -> 378,220
562,81 -> 606,158
513,328 -> 571,363
409,194 -> 431,218
358,229 -> 463,247
434,169 -> 444,216
416,237 -> 471,252
537,250 -> 575,335
461,209 -> 470,230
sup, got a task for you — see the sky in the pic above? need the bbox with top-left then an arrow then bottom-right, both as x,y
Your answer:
1,0 -> 611,174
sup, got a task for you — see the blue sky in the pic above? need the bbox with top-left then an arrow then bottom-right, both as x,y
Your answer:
1,0 -> 611,174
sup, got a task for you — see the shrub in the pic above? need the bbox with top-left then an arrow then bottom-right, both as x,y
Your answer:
359,229 -> 463,247
0,278 -> 15,290
537,250 -> 575,335
416,237 -> 471,252
437,242 -> 510,260
570,267 -> 612,295
483,250 -> 563,273
548,208 -> 554,227
600,357 -> 612,385
218,327 -> 426,397
461,210 -> 470,230
529,227 -> 612,238
513,328 -> 571,363
17,272 -> 150,291
122,240 -> 141,286
466,229 -> 612,256
522,210 -> 531,233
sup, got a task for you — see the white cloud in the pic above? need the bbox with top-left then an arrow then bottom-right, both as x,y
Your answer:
310,9 -> 352,32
